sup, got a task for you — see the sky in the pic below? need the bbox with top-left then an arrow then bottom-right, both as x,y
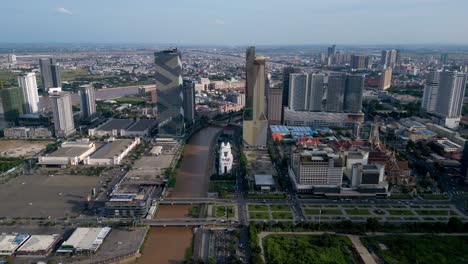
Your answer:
1,0 -> 468,45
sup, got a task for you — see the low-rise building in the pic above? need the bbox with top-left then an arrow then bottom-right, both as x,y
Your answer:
254,174 -> 275,192
219,142 -> 233,175
284,109 -> 364,127
84,138 -> 140,166
4,127 -> 52,139
89,118 -> 135,137
0,233 -> 30,256
38,141 -> 97,167
16,234 -> 61,256
350,164 -> 389,196
57,227 -> 111,253
435,139 -> 462,152
121,119 -> 158,137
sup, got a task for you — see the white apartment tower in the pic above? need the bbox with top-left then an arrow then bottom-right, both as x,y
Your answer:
50,92 -> 75,137
17,72 -> 39,114
79,85 -> 96,119
219,142 -> 233,175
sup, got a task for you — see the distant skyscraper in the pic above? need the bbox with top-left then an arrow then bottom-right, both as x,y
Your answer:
307,73 -> 324,111
50,92 -> 75,137
435,71 -> 466,128
344,75 -> 365,113
289,73 -> 308,111
7,54 -> 16,64
281,67 -> 299,121
381,49 -> 400,69
350,55 -> 367,70
79,85 -> 96,119
0,87 -> 23,123
440,53 -> 449,64
154,48 -> 184,137
268,86 -> 282,125
243,47 -> 268,147
327,45 -> 336,57
422,70 -> 441,113
183,79 -> 195,124
39,58 -> 61,90
17,72 -> 39,114
326,74 -> 346,112
379,68 -> 392,90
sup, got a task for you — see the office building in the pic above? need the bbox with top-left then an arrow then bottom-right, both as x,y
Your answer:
350,164 -> 388,194
39,58 -> 61,90
379,68 -> 392,90
350,55 -> 367,70
307,73 -> 324,111
50,92 -> 75,137
226,92 -> 246,107
17,73 -> 39,114
267,86 -> 282,125
183,79 -> 195,124
0,87 -> 24,122
327,45 -> 336,57
219,142 -> 233,175
289,73 -> 308,111
79,85 -> 96,119
381,49 -> 400,69
344,75 -> 365,113
326,74 -> 346,112
441,53 -> 449,64
435,71 -> 467,128
7,54 -> 16,64
154,49 -> 184,137
243,47 -> 268,147
421,70 -> 441,113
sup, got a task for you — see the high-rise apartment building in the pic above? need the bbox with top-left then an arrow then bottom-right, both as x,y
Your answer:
379,68 -> 392,90
326,74 -> 346,112
0,87 -> 24,123
421,70 -> 441,113
268,86 -> 283,125
39,58 -> 61,90
381,49 -> 400,69
350,55 -> 367,70
17,72 -> 39,114
183,79 -> 195,124
79,85 -> 96,119
289,73 -> 308,111
7,54 -> 16,64
154,48 -> 184,137
50,92 -> 75,137
243,47 -> 268,147
344,75 -> 365,113
281,67 -> 299,109
307,74 -> 325,112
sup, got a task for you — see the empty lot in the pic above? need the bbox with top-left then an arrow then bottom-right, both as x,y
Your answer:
0,139 -> 53,157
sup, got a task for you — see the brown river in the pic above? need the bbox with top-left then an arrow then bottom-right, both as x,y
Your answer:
136,127 -> 221,264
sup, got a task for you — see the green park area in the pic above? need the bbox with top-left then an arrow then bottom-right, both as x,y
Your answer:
272,212 -> 293,220
263,234 -> 361,264
213,205 -> 235,218
113,97 -> 147,105
361,235 -> 468,264
249,212 -> 269,219
270,205 -> 290,211
248,204 -> 269,211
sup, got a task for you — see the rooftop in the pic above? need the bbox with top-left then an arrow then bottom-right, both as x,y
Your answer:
47,145 -> 93,158
17,234 -> 60,252
90,139 -> 136,159
0,233 -> 30,254
97,119 -> 135,131
127,119 -> 158,132
60,227 -> 111,252
254,174 -> 275,186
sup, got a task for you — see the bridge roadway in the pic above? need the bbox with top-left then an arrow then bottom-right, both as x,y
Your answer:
143,218 -> 237,227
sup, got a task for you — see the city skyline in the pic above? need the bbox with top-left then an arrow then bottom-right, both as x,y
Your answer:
2,0 -> 468,45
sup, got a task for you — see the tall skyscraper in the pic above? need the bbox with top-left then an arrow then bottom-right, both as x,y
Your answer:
307,73 -> 324,111
379,68 -> 393,90
243,47 -> 268,147
17,72 -> 39,114
327,45 -> 336,57
381,49 -> 400,69
268,86 -> 283,125
421,70 -> 441,113
154,48 -> 184,137
440,53 -> 449,64
435,71 -> 466,128
344,75 -> 365,113
50,92 -> 75,137
79,85 -> 96,119
326,74 -> 346,112
39,58 -> 61,90
289,73 -> 308,111
183,79 -> 195,124
281,67 -> 299,121
350,55 -> 367,70
0,87 -> 23,123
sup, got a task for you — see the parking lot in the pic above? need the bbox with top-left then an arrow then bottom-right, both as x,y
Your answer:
0,172 -> 102,218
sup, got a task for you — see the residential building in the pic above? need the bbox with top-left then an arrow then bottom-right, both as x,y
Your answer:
39,58 -> 61,90
7,54 -> 16,64
326,73 -> 346,112
79,85 -> 96,119
435,71 -> 466,129
17,73 -> 39,114
219,142 -> 233,175
281,67 -> 300,120
289,73 -> 308,111
267,86 -> 282,125
350,55 -> 367,69
379,68 -> 392,90
344,74 -> 365,113
307,73 -> 324,111
154,48 -> 184,137
0,87 -> 23,122
381,49 -> 400,69
183,79 -> 195,124
50,92 -> 75,137
243,47 -> 268,147
421,70 -> 441,113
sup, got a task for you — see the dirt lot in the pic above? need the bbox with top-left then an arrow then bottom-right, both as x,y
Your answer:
0,139 -> 53,157
0,172 -> 101,218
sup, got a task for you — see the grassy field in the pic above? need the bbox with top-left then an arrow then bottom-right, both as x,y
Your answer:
272,212 -> 293,220
387,210 -> 413,216
415,210 -> 452,216
248,204 -> 269,211
249,212 -> 269,219
345,209 -> 371,215
263,234 -> 361,264
214,205 -> 235,218
270,205 -> 290,211
304,209 -> 342,215
362,235 -> 468,264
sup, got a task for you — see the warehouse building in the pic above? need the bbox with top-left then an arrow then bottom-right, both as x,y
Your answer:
84,138 -> 140,166
38,141 -> 97,167
88,118 -> 135,137
57,227 -> 111,253
16,234 -> 61,256
121,119 -> 158,137
0,233 -> 30,256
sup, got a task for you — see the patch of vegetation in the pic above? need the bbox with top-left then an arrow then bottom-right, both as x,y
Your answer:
208,181 -> 235,193
248,204 -> 269,211
387,210 -> 413,216
246,193 -> 287,199
415,210 -> 450,216
361,235 -> 468,264
345,209 -> 371,215
0,157 -> 23,173
272,212 -> 293,220
263,234 -> 360,264
270,205 -> 290,211
214,205 -> 235,218
113,97 -> 147,105
188,206 -> 200,218
249,212 -> 270,219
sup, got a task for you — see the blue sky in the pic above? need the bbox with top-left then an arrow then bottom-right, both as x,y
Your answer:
1,0 -> 468,45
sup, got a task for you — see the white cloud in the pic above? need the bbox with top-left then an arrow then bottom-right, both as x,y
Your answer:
214,19 -> 225,25
55,7 -> 73,16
